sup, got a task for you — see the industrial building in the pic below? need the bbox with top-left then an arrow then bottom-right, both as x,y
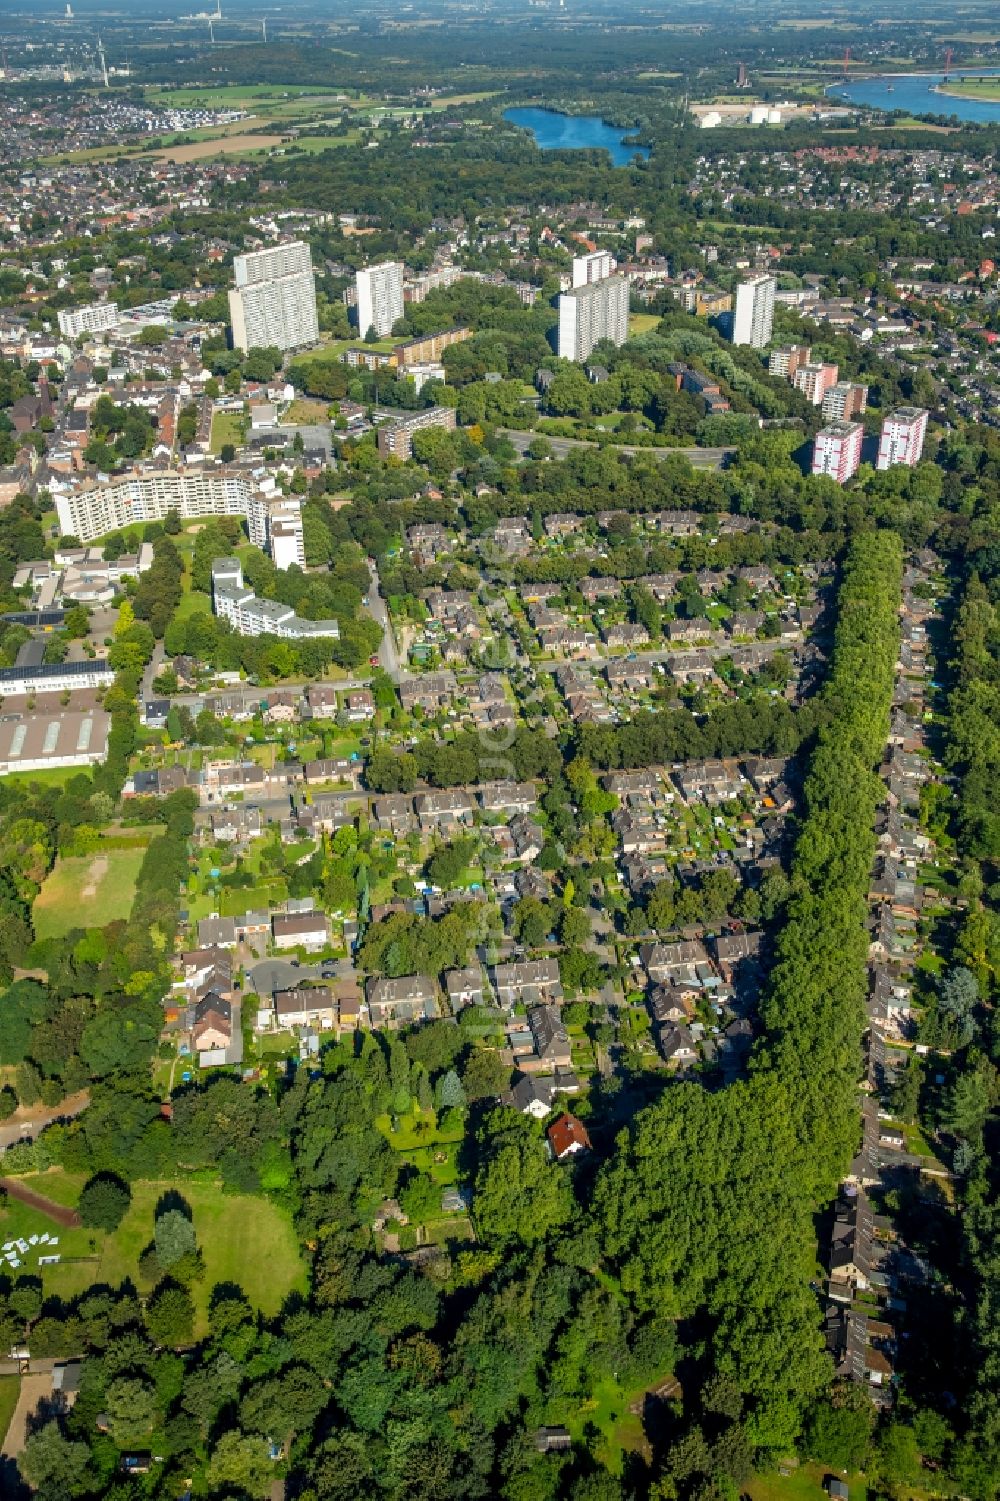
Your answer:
228,241 -> 319,354
0,703 -> 111,776
0,658 -> 115,697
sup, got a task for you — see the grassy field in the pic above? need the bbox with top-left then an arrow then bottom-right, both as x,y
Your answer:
1,765 -> 89,791
210,409 -> 247,455
33,844 -> 153,940
284,397 -> 331,424
745,1460 -> 867,1501
3,1172 -> 306,1335
628,313 -> 661,337
938,80 -> 1000,100
284,132 -> 361,153
0,1375 -> 20,1448
146,84 -> 349,109
564,1374 -> 658,1475
154,134 -> 288,163
173,588 -> 212,621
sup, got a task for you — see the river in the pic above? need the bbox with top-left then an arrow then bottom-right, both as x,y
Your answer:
503,106 -> 650,166
831,69 -> 1000,122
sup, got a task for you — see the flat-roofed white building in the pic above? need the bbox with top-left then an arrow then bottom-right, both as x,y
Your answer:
877,407 -> 928,470
229,241 -> 319,354
356,262 -> 404,340
572,250 -> 615,287
57,302 -> 120,339
211,559 -> 338,640
557,275 -> 629,362
54,471 -> 295,557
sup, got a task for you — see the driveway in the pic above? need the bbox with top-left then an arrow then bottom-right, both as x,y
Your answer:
365,559 -> 401,680
0,1092 -> 89,1152
246,958 -> 322,997
2,1373 -> 50,1458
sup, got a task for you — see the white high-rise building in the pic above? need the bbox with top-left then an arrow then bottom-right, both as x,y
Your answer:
356,262 -> 404,340
228,241 -> 318,354
557,276 -> 629,363
877,407 -> 928,470
58,302 -> 120,339
812,421 -> 864,484
731,274 -> 776,349
572,250 -> 615,288
267,498 -> 306,571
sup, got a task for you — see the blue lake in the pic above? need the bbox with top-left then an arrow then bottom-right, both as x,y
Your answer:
503,106 -> 650,166
831,69 -> 1000,122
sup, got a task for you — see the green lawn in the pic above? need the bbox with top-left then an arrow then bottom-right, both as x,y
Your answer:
210,410 -> 247,455
564,1374 -> 655,1476
376,1107 -> 465,1186
0,1174 -> 106,1300
33,844 -> 154,940
745,1460 -> 867,1501
0,1375 -> 20,1448
1,765 -> 89,791
628,313 -> 661,337
4,1171 -> 306,1335
173,588 -> 212,621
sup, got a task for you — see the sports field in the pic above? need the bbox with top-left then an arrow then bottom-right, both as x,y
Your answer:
33,845 -> 152,940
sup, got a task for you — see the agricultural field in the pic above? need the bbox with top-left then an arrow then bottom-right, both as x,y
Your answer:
153,134 -> 288,163
33,842 -> 156,940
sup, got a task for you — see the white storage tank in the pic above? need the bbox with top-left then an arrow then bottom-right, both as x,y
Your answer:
767,108 -> 782,124
749,106 -> 768,124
